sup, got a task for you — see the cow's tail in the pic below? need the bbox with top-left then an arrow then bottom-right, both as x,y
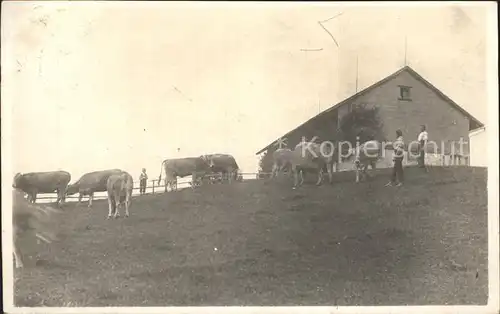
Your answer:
158,160 -> 166,183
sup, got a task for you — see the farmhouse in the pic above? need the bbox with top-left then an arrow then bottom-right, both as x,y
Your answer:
256,65 -> 484,169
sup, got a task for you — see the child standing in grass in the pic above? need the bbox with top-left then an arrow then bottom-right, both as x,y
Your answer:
386,129 -> 405,187
139,168 -> 148,195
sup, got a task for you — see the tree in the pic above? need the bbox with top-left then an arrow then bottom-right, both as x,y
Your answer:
258,149 -> 274,178
337,104 -> 385,155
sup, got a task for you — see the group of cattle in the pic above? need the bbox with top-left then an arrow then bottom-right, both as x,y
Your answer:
12,153 -> 241,209
270,139 -> 383,187
159,154 -> 241,191
12,169 -> 133,216
11,143 -> 381,269
11,154 -> 240,268
11,169 -> 133,269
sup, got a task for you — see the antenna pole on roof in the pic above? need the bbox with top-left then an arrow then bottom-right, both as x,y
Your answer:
404,36 -> 408,66
355,55 -> 359,93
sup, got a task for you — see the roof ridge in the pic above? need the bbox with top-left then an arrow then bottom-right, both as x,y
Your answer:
255,65 -> 484,155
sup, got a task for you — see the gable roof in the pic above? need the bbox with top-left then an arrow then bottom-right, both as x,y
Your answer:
255,65 -> 484,155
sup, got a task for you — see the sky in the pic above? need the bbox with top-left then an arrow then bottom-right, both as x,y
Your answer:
1,1 -> 495,182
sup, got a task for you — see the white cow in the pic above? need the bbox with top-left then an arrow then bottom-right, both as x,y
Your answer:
106,171 -> 134,219
290,141 -> 337,188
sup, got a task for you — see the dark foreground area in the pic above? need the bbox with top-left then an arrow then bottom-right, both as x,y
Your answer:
13,166 -> 488,306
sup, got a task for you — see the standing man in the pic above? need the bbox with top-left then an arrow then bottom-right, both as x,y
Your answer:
417,125 -> 429,171
386,129 -> 405,187
139,168 -> 148,195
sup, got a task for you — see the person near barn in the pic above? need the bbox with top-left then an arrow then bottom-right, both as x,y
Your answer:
417,125 -> 429,171
386,129 -> 405,187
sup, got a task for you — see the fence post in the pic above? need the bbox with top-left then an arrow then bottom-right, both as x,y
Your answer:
152,180 -> 155,194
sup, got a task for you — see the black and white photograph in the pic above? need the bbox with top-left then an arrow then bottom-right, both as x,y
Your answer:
2,1 -> 498,313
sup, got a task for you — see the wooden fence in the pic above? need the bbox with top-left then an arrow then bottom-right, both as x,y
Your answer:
426,153 -> 470,166
31,172 -> 267,203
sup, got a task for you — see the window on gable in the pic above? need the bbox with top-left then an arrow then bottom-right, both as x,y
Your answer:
398,85 -> 412,101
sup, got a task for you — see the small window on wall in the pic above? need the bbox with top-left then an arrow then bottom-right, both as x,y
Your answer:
398,85 -> 412,101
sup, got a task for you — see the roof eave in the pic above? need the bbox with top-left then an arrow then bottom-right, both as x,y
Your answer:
255,67 -> 410,155
469,126 -> 486,137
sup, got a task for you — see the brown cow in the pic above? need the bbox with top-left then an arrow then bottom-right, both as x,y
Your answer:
158,157 -> 211,192
66,169 -> 123,207
201,154 -> 240,183
12,171 -> 71,206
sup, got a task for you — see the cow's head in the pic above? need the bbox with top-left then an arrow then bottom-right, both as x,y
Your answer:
12,173 -> 24,189
209,159 -> 217,170
200,155 -> 216,171
340,147 -> 358,163
354,157 -> 361,168
200,155 -> 210,164
65,184 -> 78,196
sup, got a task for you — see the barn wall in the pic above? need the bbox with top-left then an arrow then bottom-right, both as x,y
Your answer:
351,70 -> 471,156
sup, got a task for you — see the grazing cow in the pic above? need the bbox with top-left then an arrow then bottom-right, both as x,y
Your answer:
106,171 -> 133,219
158,157 -> 211,192
12,190 -> 62,268
201,172 -> 222,185
66,169 -> 123,207
12,171 -> 71,206
271,148 -> 293,178
347,140 -> 383,183
291,141 -> 337,188
201,154 -> 240,183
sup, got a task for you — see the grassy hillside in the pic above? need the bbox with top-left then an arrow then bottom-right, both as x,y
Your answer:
13,166 -> 488,306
